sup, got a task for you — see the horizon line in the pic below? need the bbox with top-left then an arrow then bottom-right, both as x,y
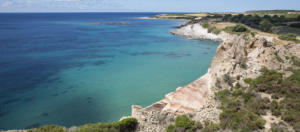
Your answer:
0,9 -> 299,14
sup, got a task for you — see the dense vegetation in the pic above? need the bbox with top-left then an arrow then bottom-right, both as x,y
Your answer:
246,10 -> 300,19
223,24 -> 249,34
217,67 -> 300,131
28,118 -> 138,132
28,125 -> 66,132
166,66 -> 298,131
166,115 -> 223,132
222,13 -> 300,32
244,68 -> 300,131
215,84 -> 267,131
166,115 -> 203,132
77,118 -> 137,132
173,66 -> 300,132
214,12 -> 300,42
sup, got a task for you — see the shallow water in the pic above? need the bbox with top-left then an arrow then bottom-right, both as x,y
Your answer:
0,13 -> 219,130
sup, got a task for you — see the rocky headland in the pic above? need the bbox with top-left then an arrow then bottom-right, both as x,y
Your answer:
132,17 -> 300,132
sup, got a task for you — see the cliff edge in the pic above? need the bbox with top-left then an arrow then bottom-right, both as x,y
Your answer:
131,22 -> 300,132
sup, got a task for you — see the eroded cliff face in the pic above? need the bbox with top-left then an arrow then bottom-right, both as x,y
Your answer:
209,33 -> 300,92
132,23 -> 300,132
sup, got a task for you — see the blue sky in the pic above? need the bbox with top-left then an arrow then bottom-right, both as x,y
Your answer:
0,0 -> 300,12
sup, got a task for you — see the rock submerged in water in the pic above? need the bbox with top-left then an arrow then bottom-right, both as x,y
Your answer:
88,22 -> 129,25
40,112 -> 49,117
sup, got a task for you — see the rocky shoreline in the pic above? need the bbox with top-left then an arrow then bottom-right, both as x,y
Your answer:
131,22 -> 227,132
131,19 -> 300,132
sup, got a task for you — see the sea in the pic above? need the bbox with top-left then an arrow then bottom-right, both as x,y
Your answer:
0,13 -> 219,130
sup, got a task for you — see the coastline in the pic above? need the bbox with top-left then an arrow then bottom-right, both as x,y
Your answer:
3,12 -> 300,132
132,16 -> 300,132
131,18 -> 227,132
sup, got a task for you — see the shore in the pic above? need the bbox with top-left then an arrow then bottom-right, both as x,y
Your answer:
132,15 -> 300,132
131,18 -> 227,132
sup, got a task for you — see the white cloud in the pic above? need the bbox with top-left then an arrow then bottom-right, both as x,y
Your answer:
0,1 -> 14,7
0,0 -> 127,12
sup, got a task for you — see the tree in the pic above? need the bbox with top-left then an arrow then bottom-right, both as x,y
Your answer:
232,24 -> 248,32
259,20 -> 274,32
279,15 -> 286,22
271,15 -> 280,23
223,14 -> 232,21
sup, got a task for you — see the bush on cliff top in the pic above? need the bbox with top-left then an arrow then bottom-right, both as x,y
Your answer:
28,118 -> 138,132
175,115 -> 194,129
77,118 -> 138,132
27,125 -> 66,132
166,115 -> 204,132
224,24 -> 249,34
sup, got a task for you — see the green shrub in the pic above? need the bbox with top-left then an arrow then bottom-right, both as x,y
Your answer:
271,100 -> 281,116
193,122 -> 203,129
241,62 -> 248,69
219,106 -> 266,131
118,118 -> 138,130
208,26 -> 221,34
279,33 -> 300,42
244,78 -> 253,84
245,67 -> 283,94
202,23 -> 210,28
232,24 -> 249,32
291,56 -> 300,66
175,115 -> 194,129
166,124 -> 176,132
246,96 -> 269,115
286,56 -> 290,60
242,92 -> 255,103
259,20 -> 274,32
244,68 -> 300,130
166,117 -> 203,132
201,121 -> 220,132
202,23 -> 221,35
224,24 -> 249,34
215,89 -> 231,102
77,118 -> 137,132
275,51 -> 284,62
28,125 -> 66,132
223,74 -> 234,86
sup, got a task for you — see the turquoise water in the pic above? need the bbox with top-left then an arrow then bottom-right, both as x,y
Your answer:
0,13 -> 219,130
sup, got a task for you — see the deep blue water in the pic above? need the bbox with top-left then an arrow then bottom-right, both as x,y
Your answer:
0,13 -> 219,130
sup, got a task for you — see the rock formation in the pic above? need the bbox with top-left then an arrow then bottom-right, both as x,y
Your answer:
132,23 -> 300,132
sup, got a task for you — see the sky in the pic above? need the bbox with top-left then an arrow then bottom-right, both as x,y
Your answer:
0,0 -> 300,12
